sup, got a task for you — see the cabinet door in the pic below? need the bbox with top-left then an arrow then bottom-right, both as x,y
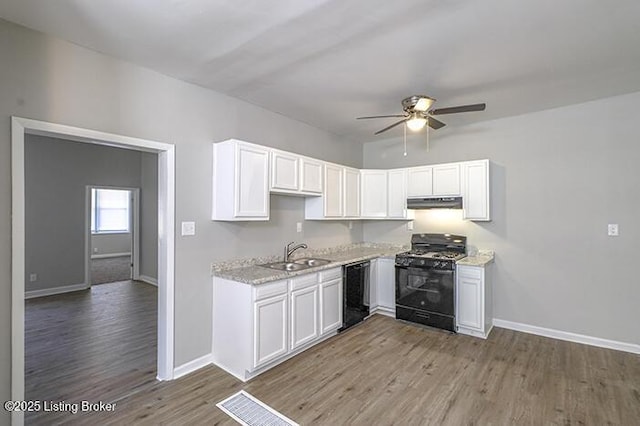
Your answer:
236,143 -> 270,218
360,170 -> 388,218
290,285 -> 319,350
300,157 -> 323,193
253,294 -> 288,368
320,278 -> 343,334
407,166 -> 433,197
432,163 -> 461,196
387,169 -> 407,218
271,151 -> 299,192
377,258 -> 396,310
344,167 -> 361,218
457,272 -> 482,330
324,164 -> 344,217
462,160 -> 490,221
369,259 -> 379,309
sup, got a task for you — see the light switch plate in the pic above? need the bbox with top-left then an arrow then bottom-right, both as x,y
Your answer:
607,224 -> 619,236
181,221 -> 196,236
296,222 -> 302,233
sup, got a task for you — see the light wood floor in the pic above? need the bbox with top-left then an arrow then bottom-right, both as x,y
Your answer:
25,280 -> 157,425
26,288 -> 640,425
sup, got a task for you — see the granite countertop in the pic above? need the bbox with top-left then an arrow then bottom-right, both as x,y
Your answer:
211,243 -> 407,285
456,250 -> 495,267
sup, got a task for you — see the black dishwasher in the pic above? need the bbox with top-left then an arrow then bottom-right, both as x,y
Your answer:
339,261 -> 370,332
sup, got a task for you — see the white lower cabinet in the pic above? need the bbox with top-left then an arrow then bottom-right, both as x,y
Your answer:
254,294 -> 288,368
290,285 -> 319,350
213,267 -> 343,381
456,264 -> 493,338
320,277 -> 342,333
369,257 -> 396,316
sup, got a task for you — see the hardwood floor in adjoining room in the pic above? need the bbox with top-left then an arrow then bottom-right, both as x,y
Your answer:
25,280 -> 158,425
34,314 -> 640,426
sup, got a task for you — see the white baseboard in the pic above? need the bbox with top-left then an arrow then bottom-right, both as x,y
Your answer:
173,353 -> 214,379
25,283 -> 88,299
137,275 -> 158,286
493,319 -> 640,355
370,306 -> 395,318
91,252 -> 131,259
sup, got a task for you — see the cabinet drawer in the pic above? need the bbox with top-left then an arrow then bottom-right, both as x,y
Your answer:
290,273 -> 318,290
457,266 -> 482,279
319,267 -> 342,282
254,279 -> 288,301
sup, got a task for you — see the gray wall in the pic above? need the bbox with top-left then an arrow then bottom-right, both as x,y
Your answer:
139,152 -> 158,280
0,18 -> 364,417
363,91 -> 640,346
24,134 -> 144,292
91,233 -> 131,257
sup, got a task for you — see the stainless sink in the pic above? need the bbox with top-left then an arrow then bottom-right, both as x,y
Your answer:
259,258 -> 332,271
260,261 -> 310,271
292,258 -> 332,267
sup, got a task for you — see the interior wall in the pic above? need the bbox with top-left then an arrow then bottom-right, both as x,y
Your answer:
0,17 -> 364,408
24,134 -> 142,292
362,91 -> 640,346
139,152 -> 158,280
91,233 -> 131,257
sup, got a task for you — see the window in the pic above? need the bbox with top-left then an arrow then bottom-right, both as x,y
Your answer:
91,188 -> 131,233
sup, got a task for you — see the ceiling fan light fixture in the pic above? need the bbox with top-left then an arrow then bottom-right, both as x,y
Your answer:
414,97 -> 434,112
406,114 -> 427,131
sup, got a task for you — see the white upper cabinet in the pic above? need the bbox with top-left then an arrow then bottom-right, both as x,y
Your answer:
306,163 -> 358,219
387,169 -> 409,219
215,139 -> 489,222
270,150 -> 299,193
270,150 -> 323,196
212,139 -> 270,221
360,170 -> 388,218
407,166 -> 433,197
344,167 -> 360,218
461,160 -> 490,221
300,157 -> 323,194
323,163 -> 344,217
407,163 -> 461,198
432,163 -> 461,196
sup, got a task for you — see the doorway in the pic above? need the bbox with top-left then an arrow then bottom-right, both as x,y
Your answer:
11,117 -> 176,425
86,186 -> 139,286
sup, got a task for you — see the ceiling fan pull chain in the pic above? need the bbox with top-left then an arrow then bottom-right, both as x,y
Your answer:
403,124 -> 407,156
426,121 -> 430,152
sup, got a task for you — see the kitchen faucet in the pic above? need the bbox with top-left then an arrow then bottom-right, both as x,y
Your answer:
284,241 -> 308,262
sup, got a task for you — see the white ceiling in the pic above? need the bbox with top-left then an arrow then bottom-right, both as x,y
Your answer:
2,0 -> 640,141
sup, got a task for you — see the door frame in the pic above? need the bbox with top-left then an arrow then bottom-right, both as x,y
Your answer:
85,186 -> 140,287
11,117 -> 176,424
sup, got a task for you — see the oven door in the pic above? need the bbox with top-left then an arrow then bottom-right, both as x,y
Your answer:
395,266 -> 454,316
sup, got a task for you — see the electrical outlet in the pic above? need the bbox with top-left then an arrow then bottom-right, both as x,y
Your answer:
296,222 -> 302,233
93,247 -> 98,253
407,221 -> 414,231
348,221 -> 353,230
181,221 -> 196,236
29,273 -> 37,282
607,224 -> 619,236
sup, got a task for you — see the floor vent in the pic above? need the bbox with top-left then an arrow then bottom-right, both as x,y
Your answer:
217,390 -> 299,426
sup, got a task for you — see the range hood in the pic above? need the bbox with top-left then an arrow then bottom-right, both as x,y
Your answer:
407,197 -> 463,210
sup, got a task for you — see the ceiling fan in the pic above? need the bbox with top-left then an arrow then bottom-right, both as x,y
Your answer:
357,95 -> 486,135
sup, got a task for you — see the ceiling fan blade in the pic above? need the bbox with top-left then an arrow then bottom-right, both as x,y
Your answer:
357,114 -> 407,120
430,103 -> 486,115
428,116 -> 446,129
374,119 -> 407,135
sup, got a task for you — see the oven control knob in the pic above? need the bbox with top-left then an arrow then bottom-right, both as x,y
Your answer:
419,259 -> 425,265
